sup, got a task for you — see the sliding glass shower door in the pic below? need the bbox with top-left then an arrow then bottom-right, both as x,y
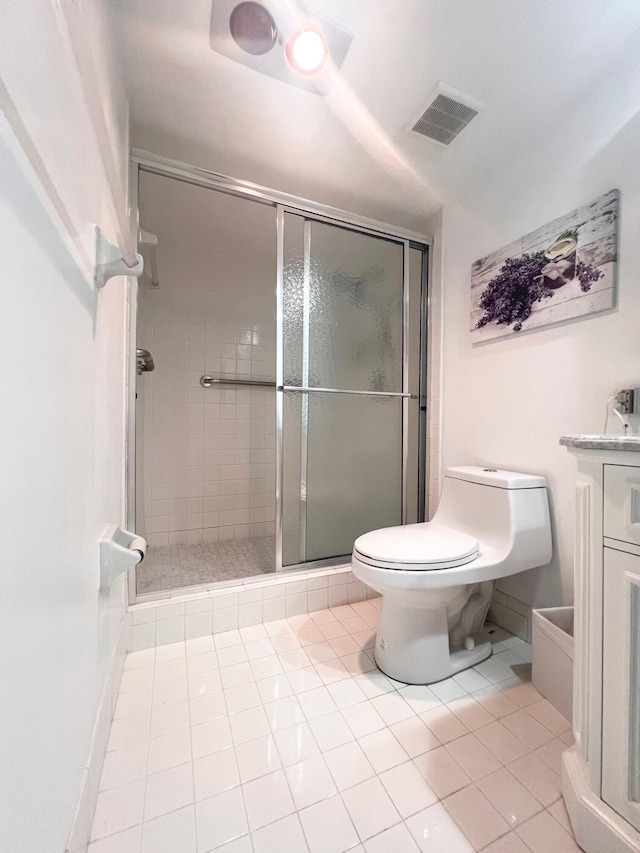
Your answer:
278,210 -> 423,570
131,163 -> 428,601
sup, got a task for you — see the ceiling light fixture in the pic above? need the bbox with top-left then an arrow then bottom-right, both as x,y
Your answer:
229,1 -> 277,56
211,0 -> 352,95
285,28 -> 328,76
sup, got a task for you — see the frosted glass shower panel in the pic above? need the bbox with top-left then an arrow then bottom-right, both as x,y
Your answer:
282,390 -> 303,567
282,213 -> 305,386
281,212 -> 407,566
283,215 -> 404,391
305,393 -> 402,561
281,391 -> 403,565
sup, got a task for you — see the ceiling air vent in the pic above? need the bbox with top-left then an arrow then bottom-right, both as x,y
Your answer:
407,83 -> 482,147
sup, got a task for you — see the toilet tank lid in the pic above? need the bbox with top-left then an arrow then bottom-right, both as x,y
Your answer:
445,466 -> 547,489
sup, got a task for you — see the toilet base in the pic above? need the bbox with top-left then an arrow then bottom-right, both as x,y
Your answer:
374,637 -> 492,685
373,591 -> 492,685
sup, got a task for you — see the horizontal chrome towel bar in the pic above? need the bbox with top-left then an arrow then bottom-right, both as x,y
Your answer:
200,375 -> 416,398
200,375 -> 276,388
280,385 -> 416,399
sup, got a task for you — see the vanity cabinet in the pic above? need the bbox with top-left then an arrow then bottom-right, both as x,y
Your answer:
602,545 -> 640,832
602,464 -> 640,833
560,440 -> 640,853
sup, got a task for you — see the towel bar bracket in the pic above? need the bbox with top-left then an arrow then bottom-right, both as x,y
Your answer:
95,226 -> 144,288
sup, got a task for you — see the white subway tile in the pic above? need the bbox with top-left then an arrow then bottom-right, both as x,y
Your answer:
308,590 -> 328,613
132,608 -> 156,625
503,609 -> 529,641
186,612 -> 213,640
488,603 -> 505,626
328,586 -> 349,608
285,594 -> 308,618
212,607 -> 239,634
156,617 -> 186,646
504,594 -> 532,619
213,593 -> 239,610
156,602 -> 186,621
348,582 -> 367,604
185,598 -> 212,615
147,532 -> 169,547
239,588 -> 262,604
239,603 -> 263,627
285,580 -> 308,597
262,582 -> 286,601
130,623 -> 156,652
263,598 -> 287,622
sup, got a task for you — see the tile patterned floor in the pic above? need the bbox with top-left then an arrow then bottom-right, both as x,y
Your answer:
89,606 -> 582,853
137,536 -> 275,594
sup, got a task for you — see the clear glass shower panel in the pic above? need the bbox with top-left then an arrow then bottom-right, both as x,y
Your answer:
135,170 -> 277,596
283,215 -> 404,392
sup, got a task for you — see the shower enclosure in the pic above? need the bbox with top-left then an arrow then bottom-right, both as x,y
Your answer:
130,155 -> 429,600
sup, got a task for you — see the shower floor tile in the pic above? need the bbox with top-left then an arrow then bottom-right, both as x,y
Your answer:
137,536 -> 275,594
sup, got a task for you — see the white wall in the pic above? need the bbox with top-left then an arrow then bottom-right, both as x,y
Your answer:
0,2 -> 131,851
438,54 -> 640,610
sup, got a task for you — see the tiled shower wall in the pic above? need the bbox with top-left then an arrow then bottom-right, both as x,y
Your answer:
136,173 -> 276,548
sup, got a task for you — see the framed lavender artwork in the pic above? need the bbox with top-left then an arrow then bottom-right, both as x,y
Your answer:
470,189 -> 619,342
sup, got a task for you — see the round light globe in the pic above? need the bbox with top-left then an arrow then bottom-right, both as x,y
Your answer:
287,29 -> 327,76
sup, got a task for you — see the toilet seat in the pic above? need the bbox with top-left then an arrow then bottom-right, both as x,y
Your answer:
353,522 -> 479,571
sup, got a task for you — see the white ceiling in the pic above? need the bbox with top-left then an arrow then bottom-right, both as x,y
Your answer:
116,0 -> 640,232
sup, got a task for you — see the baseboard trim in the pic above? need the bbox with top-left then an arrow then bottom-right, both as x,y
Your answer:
65,622 -> 128,853
488,591 -> 533,642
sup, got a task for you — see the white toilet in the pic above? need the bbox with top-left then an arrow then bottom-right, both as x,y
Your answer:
351,466 -> 552,685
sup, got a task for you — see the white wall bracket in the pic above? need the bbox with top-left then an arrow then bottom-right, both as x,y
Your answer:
99,524 -> 146,592
138,229 -> 160,288
94,226 -> 144,288
138,228 -> 158,246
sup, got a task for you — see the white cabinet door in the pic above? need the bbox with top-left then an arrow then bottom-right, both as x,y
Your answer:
602,546 -> 640,832
604,465 -> 640,547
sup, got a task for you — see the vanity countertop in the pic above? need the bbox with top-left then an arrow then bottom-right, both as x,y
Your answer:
560,434 -> 640,451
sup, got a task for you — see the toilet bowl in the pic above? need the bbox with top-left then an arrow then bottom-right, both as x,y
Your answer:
351,466 -> 552,685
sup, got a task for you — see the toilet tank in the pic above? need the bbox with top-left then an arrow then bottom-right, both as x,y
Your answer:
432,466 -> 552,571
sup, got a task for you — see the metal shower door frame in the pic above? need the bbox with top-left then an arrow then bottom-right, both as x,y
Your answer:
127,152 -> 431,601
275,205 -> 420,573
